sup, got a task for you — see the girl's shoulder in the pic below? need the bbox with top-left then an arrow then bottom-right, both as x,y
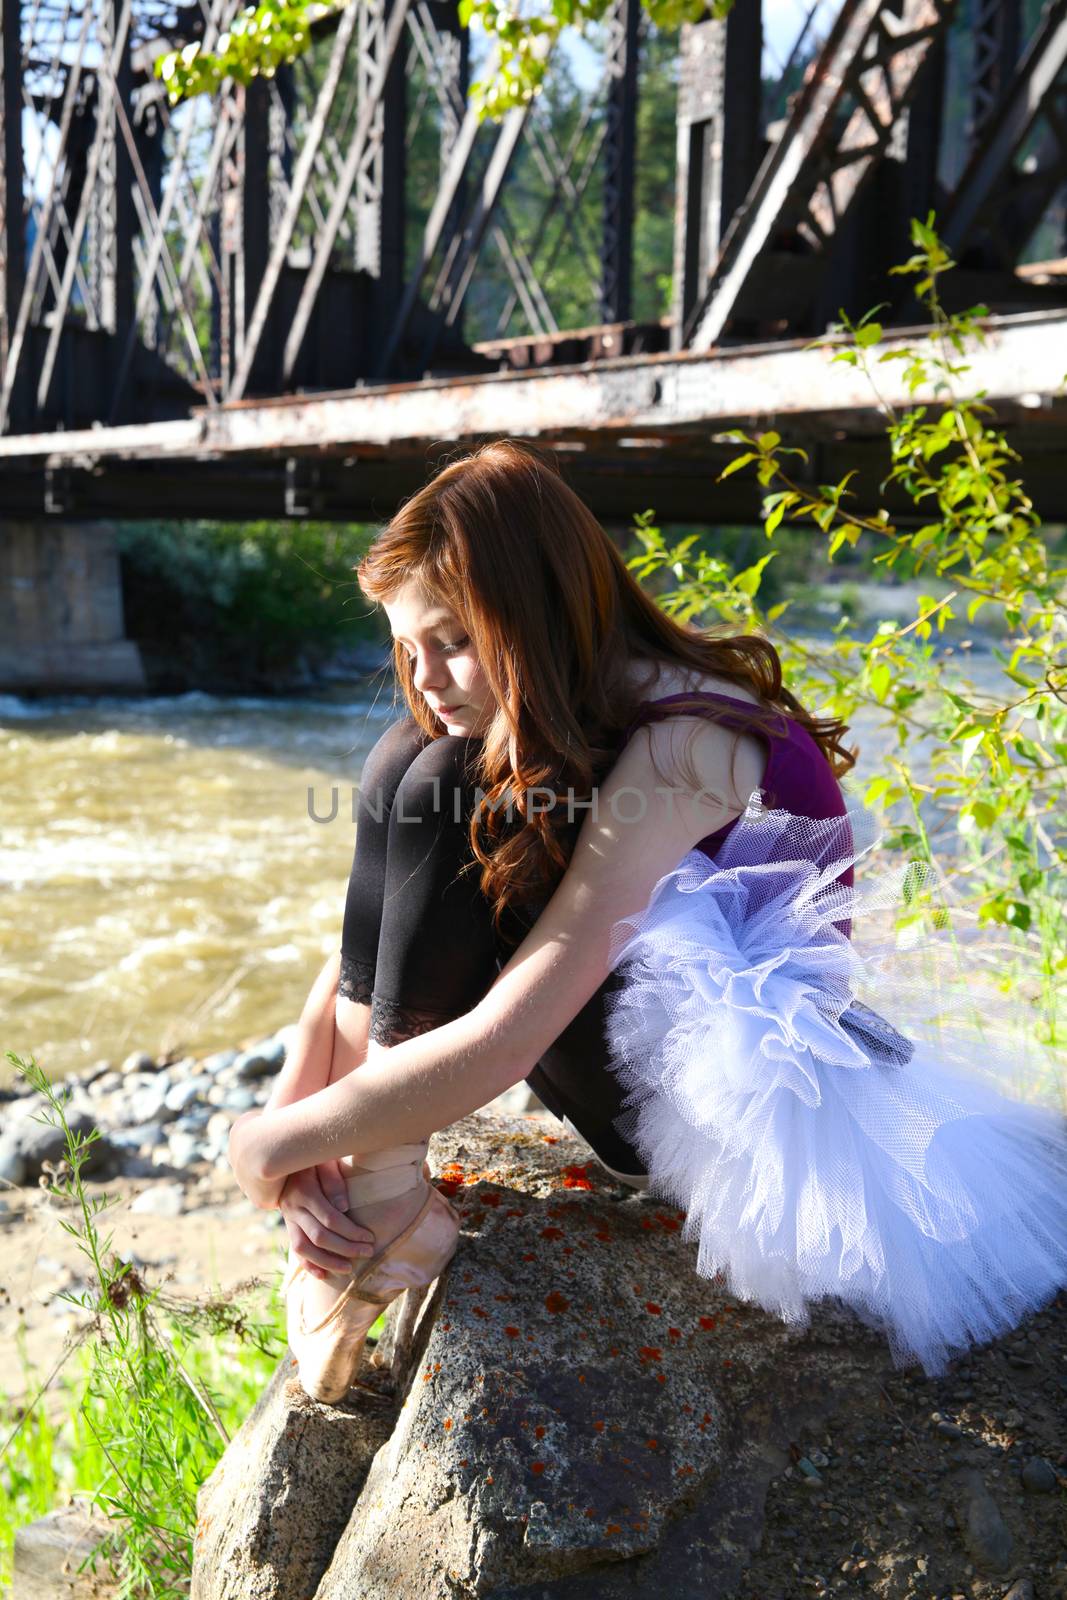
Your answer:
621,658 -> 763,711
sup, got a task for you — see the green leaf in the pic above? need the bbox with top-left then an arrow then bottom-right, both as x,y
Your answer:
718,453 -> 757,481
958,730 -> 984,771
854,321 -> 883,348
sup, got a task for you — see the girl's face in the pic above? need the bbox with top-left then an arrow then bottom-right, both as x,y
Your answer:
383,581 -> 496,737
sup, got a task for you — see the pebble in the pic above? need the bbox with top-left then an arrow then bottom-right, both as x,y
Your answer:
130,1182 -> 185,1217
166,1132 -> 204,1169
0,1137 -> 27,1187
109,1120 -> 168,1151
174,1107 -> 212,1133
954,1469 -> 1014,1573
233,1039 -> 286,1081
202,1049 -> 238,1075
0,1031 -> 295,1194
1019,1456 -> 1057,1493
87,1070 -> 122,1098
222,1087 -> 258,1113
164,1077 -> 213,1113
128,1085 -> 178,1125
121,1051 -> 157,1075
1001,1581 -> 1034,1600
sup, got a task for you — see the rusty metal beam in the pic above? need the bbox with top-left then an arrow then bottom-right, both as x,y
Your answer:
0,0 -> 94,431
943,0 -> 1067,268
0,0 -> 25,420
8,420 -> 1067,522
600,0 -> 639,323
968,0 -> 1021,146
672,2 -> 763,347
280,0 -> 412,386
228,0 -> 361,401
685,0 -> 953,351
1,309 -> 1061,464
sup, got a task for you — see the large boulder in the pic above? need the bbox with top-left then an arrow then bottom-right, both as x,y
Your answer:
192,1111 -> 893,1598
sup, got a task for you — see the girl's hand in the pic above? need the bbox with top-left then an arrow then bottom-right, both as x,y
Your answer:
278,1161 -> 377,1279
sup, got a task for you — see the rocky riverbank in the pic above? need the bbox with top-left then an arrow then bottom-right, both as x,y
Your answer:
0,1032 -> 304,1192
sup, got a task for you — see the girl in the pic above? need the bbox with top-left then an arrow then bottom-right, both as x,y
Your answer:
229,440 -> 1067,1402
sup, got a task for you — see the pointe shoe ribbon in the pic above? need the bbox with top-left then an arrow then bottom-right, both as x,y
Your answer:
292,1185 -> 439,1338
341,1141 -> 430,1206
282,1158 -> 460,1402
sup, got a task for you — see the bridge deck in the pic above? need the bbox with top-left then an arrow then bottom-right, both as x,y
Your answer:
1,311 -> 1065,523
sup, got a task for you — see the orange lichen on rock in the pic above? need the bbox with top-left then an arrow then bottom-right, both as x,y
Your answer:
504,1326 -> 520,1338
562,1165 -> 592,1190
544,1290 -> 570,1314
540,1226 -> 565,1240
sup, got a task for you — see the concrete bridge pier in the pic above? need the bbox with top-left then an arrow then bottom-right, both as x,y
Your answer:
0,520 -> 146,694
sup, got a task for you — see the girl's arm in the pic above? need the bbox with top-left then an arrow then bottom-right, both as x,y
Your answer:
231,714 -> 764,1186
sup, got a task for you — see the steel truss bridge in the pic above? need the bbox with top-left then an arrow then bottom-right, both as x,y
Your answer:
0,0 -> 1065,529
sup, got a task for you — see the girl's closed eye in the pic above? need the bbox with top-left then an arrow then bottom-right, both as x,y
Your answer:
398,636 -> 469,659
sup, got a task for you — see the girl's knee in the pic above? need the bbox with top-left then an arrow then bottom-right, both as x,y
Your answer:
360,716 -> 429,795
390,735 -> 481,826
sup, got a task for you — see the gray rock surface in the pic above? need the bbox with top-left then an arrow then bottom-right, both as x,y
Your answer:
954,1467 -> 1015,1573
11,1502 -> 120,1598
1,1112 -> 118,1183
191,1354 -> 394,1600
191,1112 -> 893,1600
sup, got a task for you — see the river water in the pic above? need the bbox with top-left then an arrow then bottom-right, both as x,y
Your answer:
1,684 -> 401,1086
0,646 -> 1055,1092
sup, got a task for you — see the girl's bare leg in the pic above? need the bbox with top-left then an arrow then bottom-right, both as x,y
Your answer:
331,1008 -> 434,1241
264,950 -> 343,1114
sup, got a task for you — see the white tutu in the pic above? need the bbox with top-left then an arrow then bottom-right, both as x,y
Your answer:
602,793 -> 1067,1377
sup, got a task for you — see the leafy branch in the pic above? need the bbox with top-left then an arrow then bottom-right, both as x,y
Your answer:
156,0 -> 736,114
630,216 -> 1066,1060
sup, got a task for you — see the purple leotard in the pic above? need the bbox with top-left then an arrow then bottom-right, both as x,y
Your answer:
623,689 -> 850,867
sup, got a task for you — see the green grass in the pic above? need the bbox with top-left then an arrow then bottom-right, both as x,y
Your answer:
0,1285 -> 288,1595
0,1052 -> 389,1599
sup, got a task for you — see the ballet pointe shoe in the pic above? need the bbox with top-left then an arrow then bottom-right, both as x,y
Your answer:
282,1143 -> 460,1404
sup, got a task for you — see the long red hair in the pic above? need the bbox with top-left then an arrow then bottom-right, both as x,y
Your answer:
357,440 -> 855,937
